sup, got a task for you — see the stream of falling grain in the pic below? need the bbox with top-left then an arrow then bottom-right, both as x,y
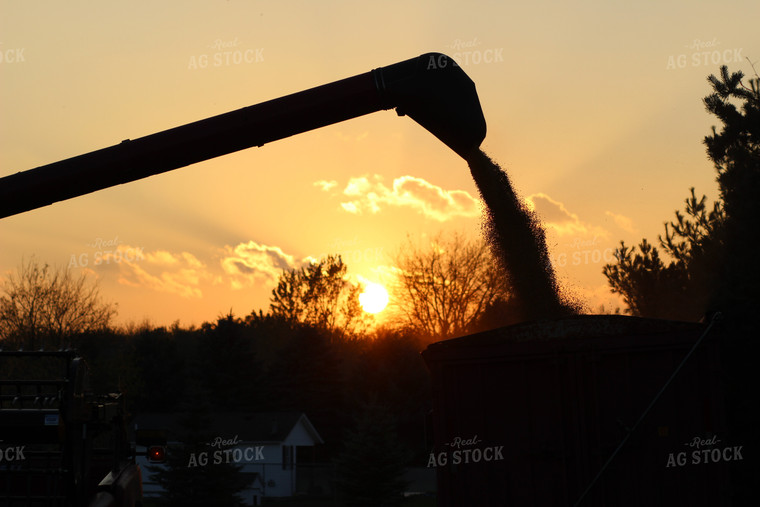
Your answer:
467,149 -> 581,322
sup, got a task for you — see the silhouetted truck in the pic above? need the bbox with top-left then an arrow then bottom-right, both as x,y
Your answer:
0,351 -> 142,506
422,315 -> 738,506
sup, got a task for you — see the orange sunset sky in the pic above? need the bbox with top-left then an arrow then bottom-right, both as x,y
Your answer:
1,1 -> 758,328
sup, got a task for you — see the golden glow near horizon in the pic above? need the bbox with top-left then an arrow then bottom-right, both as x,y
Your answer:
359,283 -> 390,314
0,1 -> 757,327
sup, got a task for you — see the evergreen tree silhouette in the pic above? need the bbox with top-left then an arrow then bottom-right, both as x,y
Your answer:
334,398 -> 410,507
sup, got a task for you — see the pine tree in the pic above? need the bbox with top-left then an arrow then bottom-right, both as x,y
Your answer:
603,190 -> 725,321
702,65 -> 760,314
603,65 -> 759,321
702,65 -> 760,506
333,400 -> 411,507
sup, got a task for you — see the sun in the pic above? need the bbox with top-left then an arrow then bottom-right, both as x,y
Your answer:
359,282 -> 389,314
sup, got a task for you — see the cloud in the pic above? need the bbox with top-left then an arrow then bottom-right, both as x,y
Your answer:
525,193 -> 608,238
103,241 -> 304,296
340,202 -> 360,214
109,246 -> 213,298
145,250 -> 179,266
313,180 -> 338,192
605,211 -> 639,234
220,240 -> 298,290
317,174 -> 481,222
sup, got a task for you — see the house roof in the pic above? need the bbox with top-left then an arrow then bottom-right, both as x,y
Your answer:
132,411 -> 324,445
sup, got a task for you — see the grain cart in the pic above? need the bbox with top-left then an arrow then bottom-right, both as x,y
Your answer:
422,315 -> 735,506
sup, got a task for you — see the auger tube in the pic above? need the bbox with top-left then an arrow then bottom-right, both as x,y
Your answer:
0,53 -> 486,218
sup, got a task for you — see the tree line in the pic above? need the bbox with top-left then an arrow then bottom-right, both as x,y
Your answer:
0,235 -> 515,506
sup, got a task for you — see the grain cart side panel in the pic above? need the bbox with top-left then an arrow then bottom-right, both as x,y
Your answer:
422,315 -> 732,506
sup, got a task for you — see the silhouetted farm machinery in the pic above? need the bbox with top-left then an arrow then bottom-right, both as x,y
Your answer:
0,351 -> 142,506
422,314 -> 736,506
0,53 -> 742,506
0,53 -> 485,219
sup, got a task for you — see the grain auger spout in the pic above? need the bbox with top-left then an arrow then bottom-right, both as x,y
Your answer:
0,53 -> 486,218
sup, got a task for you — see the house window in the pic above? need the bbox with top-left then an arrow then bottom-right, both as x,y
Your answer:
282,445 -> 293,470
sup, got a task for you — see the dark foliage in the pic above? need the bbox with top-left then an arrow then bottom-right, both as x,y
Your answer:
604,65 -> 759,321
333,399 -> 411,507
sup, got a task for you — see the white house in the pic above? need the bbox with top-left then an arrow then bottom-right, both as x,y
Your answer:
133,411 -> 324,505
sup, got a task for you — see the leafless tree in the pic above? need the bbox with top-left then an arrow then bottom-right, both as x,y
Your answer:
389,231 -> 510,340
0,257 -> 117,349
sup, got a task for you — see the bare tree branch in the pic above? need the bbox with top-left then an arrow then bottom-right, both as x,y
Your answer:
389,232 -> 510,340
0,257 -> 117,349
